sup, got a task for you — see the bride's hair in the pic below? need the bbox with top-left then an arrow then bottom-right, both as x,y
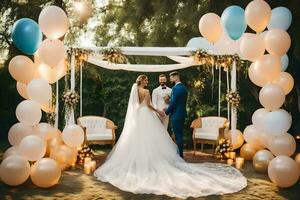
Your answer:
136,75 -> 148,86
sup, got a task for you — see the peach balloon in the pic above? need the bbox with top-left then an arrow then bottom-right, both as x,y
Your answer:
38,39 -> 66,67
19,135 -> 46,161
240,143 -> 257,160
199,13 -> 222,43
265,29 -> 291,56
268,155 -> 300,188
273,72 -> 294,95
30,158 -> 61,188
38,6 -> 69,40
243,125 -> 265,150
33,123 -> 56,140
62,125 -> 84,148
262,109 -> 292,136
40,103 -> 55,113
249,54 -> 281,87
259,84 -> 285,111
245,0 -> 271,33
295,153 -> 300,170
50,145 -> 77,170
8,122 -> 34,146
253,149 -> 274,173
227,129 -> 244,150
3,146 -> 21,159
46,133 -> 64,156
38,60 -> 66,84
16,82 -> 29,99
0,155 -> 31,186
27,79 -> 52,105
268,133 -> 296,156
252,108 -> 269,130
16,100 -> 42,126
8,55 -> 36,84
240,33 -> 265,61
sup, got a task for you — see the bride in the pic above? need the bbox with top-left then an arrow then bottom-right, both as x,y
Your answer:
94,75 -> 247,198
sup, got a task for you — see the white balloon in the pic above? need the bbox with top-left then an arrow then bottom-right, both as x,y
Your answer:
262,109 -> 292,135
8,123 -> 34,146
27,79 -> 52,104
19,135 -> 46,161
252,108 -> 269,129
39,6 -> 69,39
16,82 -> 29,99
268,7 -> 292,31
38,39 -> 66,67
186,37 -> 213,50
16,100 -> 42,126
33,123 -> 56,140
213,33 -> 241,56
3,146 -> 21,159
281,54 -> 289,71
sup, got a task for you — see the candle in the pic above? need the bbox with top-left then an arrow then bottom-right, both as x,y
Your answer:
235,157 -> 244,169
227,159 -> 233,166
84,163 -> 92,174
229,152 -> 236,160
90,160 -> 96,172
84,157 -> 92,164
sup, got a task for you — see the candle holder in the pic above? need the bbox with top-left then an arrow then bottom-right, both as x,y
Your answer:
84,163 -> 92,174
229,152 -> 236,160
235,157 -> 244,170
227,159 -> 234,166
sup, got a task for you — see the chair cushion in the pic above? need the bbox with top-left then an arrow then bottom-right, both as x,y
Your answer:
195,127 -> 219,140
201,117 -> 227,128
79,117 -> 107,129
86,128 -> 113,141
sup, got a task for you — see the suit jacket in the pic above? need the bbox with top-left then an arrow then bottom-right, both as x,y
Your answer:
165,83 -> 187,120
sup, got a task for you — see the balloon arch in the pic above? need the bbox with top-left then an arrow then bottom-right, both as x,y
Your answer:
1,0 -> 299,189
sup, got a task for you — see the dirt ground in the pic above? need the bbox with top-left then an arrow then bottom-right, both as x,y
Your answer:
0,150 -> 299,200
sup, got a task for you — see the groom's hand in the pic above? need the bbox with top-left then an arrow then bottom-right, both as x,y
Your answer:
158,110 -> 166,117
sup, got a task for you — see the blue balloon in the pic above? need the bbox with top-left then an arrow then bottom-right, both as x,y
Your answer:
221,6 -> 247,41
11,18 -> 43,55
268,7 -> 292,31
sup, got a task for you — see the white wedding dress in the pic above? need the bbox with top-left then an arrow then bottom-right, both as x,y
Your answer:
94,84 -> 247,198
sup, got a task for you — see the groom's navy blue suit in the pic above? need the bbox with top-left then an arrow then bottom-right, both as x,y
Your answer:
165,82 -> 187,158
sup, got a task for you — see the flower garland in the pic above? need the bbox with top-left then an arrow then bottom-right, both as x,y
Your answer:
102,47 -> 128,64
62,90 -> 80,107
226,91 -> 241,108
215,138 -> 233,159
77,144 -> 95,165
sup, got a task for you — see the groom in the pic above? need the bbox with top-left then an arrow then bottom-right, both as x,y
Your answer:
159,71 -> 187,158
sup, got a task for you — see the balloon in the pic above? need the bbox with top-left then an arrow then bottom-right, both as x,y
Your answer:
221,6 -> 247,40
268,156 -> 299,188
37,60 -> 66,84
245,0 -> 271,33
8,122 -> 34,146
30,158 -> 61,188
38,6 -> 69,39
9,55 -> 36,84
213,33 -> 241,55
16,82 -> 29,99
265,29 -> 291,57
46,130 -> 64,155
259,84 -> 285,111
248,54 -> 281,87
281,54 -> 289,71
253,149 -> 274,173
16,100 -> 42,126
0,155 -> 31,186
3,146 -> 21,159
33,123 -> 56,140
295,153 -> 300,170
273,72 -> 294,95
199,13 -> 222,43
268,133 -> 296,156
240,143 -> 257,160
186,37 -> 213,50
19,135 -> 46,161
27,79 -> 52,104
252,108 -> 269,130
50,145 -> 77,170
243,125 -> 265,150
62,125 -> 84,148
11,18 -> 42,55
38,39 -> 66,67
262,109 -> 292,135
40,103 -> 55,113
240,33 -> 265,61
227,129 -> 244,150
268,7 -> 292,31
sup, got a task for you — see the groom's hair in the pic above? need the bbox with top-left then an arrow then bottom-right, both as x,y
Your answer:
169,71 -> 180,77
159,74 -> 166,78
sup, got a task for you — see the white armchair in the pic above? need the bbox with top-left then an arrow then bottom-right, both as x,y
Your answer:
77,116 -> 117,147
191,117 -> 229,154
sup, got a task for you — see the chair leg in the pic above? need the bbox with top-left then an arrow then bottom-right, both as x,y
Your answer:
193,140 -> 196,156
201,143 -> 204,152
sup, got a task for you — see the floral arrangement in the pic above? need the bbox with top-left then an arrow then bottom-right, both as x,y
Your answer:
46,112 -> 56,126
62,90 -> 80,107
102,47 -> 128,64
215,138 -> 233,159
192,49 -> 211,65
163,95 -> 170,104
77,144 -> 95,165
226,91 -> 241,108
